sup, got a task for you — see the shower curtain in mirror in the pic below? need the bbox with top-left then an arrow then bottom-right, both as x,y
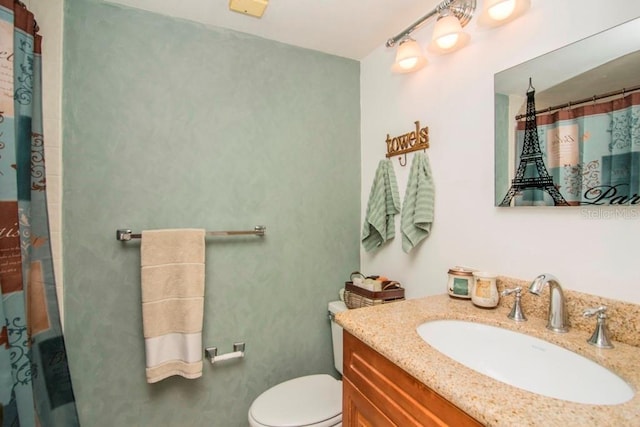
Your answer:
513,92 -> 640,206
0,1 -> 80,426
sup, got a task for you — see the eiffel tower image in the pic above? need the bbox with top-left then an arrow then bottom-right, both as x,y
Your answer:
500,82 -> 569,207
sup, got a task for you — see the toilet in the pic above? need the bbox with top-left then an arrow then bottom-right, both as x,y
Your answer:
248,300 -> 348,427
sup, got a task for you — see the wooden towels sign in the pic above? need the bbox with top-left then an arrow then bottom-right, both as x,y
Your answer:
386,121 -> 429,160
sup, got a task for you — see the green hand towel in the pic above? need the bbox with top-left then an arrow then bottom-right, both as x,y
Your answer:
401,152 -> 435,253
361,159 -> 400,252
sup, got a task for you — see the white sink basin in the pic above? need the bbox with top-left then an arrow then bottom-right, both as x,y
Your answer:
416,319 -> 635,405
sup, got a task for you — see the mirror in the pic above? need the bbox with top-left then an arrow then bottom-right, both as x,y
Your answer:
494,18 -> 640,207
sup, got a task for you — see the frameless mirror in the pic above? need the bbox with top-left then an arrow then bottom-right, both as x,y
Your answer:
494,18 -> 640,207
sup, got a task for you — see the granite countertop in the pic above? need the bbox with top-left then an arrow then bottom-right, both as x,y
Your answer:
335,294 -> 640,426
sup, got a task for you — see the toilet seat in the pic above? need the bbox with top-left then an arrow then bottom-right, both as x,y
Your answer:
248,374 -> 342,427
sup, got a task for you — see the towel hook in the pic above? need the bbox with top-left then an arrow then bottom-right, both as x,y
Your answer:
398,153 -> 407,166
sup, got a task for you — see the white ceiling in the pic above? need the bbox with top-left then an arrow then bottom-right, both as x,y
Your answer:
103,0 -> 440,60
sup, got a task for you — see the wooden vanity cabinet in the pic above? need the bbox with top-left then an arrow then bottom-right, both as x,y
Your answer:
342,331 -> 482,427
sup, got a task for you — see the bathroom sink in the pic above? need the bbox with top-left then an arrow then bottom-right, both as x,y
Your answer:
416,319 -> 635,405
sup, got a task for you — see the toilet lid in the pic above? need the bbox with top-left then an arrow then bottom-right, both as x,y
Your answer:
249,374 -> 342,427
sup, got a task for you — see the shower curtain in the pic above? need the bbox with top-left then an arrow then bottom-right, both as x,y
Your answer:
0,1 -> 80,426
513,92 -> 640,206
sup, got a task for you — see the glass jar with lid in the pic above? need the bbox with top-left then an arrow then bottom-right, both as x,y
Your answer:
447,267 -> 475,299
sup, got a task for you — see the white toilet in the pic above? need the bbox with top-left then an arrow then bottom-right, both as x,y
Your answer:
248,300 -> 348,427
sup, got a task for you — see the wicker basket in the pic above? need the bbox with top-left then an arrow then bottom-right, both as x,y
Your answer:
343,281 -> 405,309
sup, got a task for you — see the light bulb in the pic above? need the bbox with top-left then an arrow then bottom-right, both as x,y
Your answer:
488,0 -> 516,21
436,33 -> 459,49
398,57 -> 419,70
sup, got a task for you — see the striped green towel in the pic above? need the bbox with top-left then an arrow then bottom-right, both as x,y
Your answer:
401,152 -> 435,253
361,159 -> 400,252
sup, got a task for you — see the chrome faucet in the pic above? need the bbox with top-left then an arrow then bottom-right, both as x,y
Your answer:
528,273 -> 569,333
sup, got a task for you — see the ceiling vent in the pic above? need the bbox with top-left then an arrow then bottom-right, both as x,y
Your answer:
229,0 -> 269,18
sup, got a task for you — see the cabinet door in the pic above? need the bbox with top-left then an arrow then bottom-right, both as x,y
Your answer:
343,376 -> 395,427
343,331 -> 482,427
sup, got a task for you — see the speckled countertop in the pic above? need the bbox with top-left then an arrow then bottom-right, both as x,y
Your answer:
336,295 -> 640,426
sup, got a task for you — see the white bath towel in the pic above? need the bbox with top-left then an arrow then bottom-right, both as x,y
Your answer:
140,229 -> 206,383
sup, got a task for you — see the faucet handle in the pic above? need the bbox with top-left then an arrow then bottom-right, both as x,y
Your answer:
501,287 -> 527,322
583,306 -> 607,318
583,306 -> 613,349
501,287 -> 521,297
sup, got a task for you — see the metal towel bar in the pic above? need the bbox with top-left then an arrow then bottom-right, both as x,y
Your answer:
116,225 -> 266,241
205,343 -> 246,365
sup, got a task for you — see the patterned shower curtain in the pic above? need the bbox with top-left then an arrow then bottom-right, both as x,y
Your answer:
513,92 -> 640,206
0,1 -> 80,426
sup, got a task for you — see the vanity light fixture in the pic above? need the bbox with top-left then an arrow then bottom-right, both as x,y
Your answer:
387,0 -> 476,72
388,0 -> 529,73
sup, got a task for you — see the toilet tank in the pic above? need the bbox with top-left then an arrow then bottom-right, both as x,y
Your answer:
328,301 -> 348,375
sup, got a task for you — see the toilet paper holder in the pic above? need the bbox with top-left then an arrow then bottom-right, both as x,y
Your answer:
205,342 -> 245,364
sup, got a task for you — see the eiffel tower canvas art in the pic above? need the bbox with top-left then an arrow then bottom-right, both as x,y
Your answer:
500,81 -> 569,207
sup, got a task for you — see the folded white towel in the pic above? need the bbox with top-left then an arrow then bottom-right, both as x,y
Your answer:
401,152 -> 435,253
140,229 -> 206,383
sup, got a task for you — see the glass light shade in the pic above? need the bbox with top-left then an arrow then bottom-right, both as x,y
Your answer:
488,0 -> 516,21
399,57 -> 419,69
432,15 -> 463,49
427,14 -> 470,54
391,38 -> 427,73
436,33 -> 459,50
478,0 -> 531,27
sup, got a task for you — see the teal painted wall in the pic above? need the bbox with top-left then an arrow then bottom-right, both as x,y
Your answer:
62,1 -> 360,425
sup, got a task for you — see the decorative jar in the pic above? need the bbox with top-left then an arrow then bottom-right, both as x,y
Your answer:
447,267 -> 475,299
471,271 -> 499,308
